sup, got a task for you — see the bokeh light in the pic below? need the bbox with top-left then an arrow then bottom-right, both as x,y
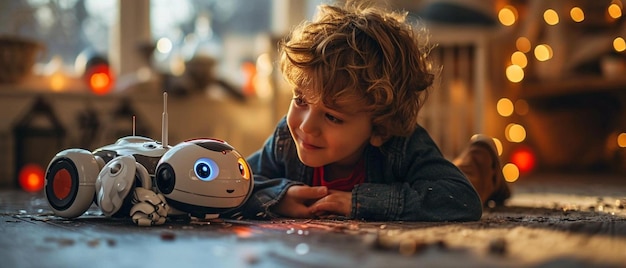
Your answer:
503,163 -> 519,182
543,9 -> 559,25
618,132 -> 626,147
19,164 -> 45,193
510,146 -> 536,173
511,51 -> 528,68
498,6 -> 518,26
506,65 -> 524,83
156,37 -> 173,54
505,123 -> 526,143
515,99 -> 530,116
570,7 -> 585,22
608,3 -> 622,19
50,73 -> 66,91
87,64 -> 114,95
497,98 -> 514,117
516,37 -> 531,53
534,44 -> 553,61
613,37 -> 626,52
493,138 -> 503,156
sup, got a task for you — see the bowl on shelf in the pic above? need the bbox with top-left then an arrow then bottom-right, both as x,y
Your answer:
0,35 -> 43,84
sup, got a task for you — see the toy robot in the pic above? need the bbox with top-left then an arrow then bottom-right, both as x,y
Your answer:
43,93 -> 254,226
44,136 -> 168,220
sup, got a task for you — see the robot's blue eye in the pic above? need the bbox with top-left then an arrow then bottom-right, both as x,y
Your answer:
194,158 -> 219,181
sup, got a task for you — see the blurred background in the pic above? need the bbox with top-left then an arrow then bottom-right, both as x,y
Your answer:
0,0 -> 625,192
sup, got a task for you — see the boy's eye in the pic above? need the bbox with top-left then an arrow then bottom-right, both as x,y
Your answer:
325,114 -> 343,124
292,96 -> 307,106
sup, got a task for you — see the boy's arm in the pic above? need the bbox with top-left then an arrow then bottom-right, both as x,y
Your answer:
233,118 -> 308,219
234,133 -> 298,219
352,167 -> 482,222
352,130 -> 483,222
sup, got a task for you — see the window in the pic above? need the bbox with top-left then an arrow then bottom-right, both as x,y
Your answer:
0,0 -> 116,67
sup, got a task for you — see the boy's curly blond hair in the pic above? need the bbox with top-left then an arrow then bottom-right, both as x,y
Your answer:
279,2 -> 434,142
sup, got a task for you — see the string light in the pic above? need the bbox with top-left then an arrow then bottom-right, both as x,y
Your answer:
506,65 -> 524,83
497,98 -> 514,117
543,9 -> 559,25
570,7 -> 585,22
502,163 -> 519,182
498,6 -> 518,26
613,37 -> 626,52
505,123 -> 526,143
608,3 -> 622,19
534,44 -> 553,61
515,37 -> 531,53
511,51 -> 528,68
515,99 -> 529,116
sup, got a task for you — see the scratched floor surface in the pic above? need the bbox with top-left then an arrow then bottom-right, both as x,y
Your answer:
1,172 -> 626,268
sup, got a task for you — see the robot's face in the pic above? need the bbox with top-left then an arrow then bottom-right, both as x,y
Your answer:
155,139 -> 253,215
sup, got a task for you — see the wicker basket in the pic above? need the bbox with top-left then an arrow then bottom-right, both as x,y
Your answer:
0,36 -> 42,84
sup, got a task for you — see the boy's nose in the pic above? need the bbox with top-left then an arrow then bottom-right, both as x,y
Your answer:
300,111 -> 320,135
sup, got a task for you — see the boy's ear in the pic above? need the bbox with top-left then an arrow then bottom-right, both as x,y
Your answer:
369,135 -> 385,147
370,126 -> 387,147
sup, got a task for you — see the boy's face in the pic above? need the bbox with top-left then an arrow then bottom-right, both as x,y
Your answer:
287,89 -> 379,168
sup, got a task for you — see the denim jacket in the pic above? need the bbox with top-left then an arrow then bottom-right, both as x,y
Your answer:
238,117 -> 482,222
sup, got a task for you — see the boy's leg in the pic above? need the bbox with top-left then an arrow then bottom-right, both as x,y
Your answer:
453,134 -> 511,207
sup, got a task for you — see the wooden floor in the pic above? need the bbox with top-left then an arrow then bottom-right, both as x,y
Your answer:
1,172 -> 626,268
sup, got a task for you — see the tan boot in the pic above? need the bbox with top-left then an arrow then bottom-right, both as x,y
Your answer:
453,134 -> 511,207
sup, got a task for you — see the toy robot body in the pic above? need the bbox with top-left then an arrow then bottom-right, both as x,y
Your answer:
44,136 -> 168,218
93,136 -> 168,177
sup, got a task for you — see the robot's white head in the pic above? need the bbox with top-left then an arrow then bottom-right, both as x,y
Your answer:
155,138 -> 253,217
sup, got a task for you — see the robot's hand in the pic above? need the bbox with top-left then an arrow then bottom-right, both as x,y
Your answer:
130,187 -> 169,226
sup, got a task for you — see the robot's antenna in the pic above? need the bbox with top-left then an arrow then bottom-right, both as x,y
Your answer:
132,115 -> 136,136
161,92 -> 168,147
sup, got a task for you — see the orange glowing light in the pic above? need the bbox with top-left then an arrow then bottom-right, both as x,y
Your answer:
19,164 -> 45,193
608,4 -> 622,19
241,62 -> 257,96
613,37 -> 626,52
617,133 -> 626,148
502,163 -> 519,182
505,123 -> 526,143
543,9 -> 560,25
510,147 -> 536,173
50,73 -> 66,91
515,99 -> 529,116
87,64 -> 114,95
570,7 -> 585,22
511,51 -> 528,68
497,98 -> 514,117
516,37 -> 531,53
498,6 -> 518,26
506,65 -> 524,83
231,226 -> 255,238
534,44 -> 553,61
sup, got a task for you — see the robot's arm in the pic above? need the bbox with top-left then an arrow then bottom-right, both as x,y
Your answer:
130,187 -> 169,226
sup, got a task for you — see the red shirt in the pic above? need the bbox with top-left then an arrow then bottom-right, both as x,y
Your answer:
312,159 -> 365,191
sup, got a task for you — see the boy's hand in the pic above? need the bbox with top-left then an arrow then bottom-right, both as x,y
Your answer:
271,185 -> 328,218
309,190 -> 352,217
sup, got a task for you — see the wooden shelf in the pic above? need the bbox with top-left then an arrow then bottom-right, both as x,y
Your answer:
519,76 -> 626,99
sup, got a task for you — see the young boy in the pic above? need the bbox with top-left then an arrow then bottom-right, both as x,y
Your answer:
236,2 -> 509,221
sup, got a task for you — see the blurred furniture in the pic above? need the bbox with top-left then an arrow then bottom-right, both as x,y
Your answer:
419,25 -> 496,158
